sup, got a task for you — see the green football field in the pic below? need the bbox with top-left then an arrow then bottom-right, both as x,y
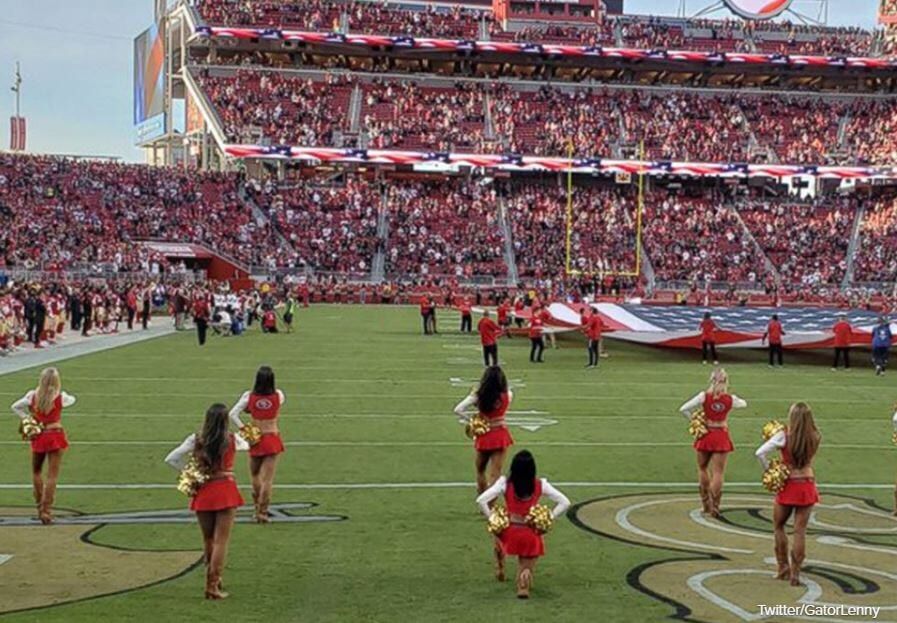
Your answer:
1,305 -> 896,622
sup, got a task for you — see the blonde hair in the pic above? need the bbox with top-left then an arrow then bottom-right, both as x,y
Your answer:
34,368 -> 61,416
786,402 -> 821,469
708,368 -> 729,397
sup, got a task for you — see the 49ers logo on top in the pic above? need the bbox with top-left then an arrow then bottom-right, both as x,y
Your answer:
723,0 -> 792,20
709,400 -> 728,413
254,398 -> 273,410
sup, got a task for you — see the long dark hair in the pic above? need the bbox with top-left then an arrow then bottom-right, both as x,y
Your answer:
508,450 -> 537,499
253,365 -> 276,395
475,366 -> 508,412
195,403 -> 230,470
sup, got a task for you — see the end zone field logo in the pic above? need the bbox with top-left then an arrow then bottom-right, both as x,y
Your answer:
0,503 -> 345,614
571,492 -> 897,622
723,0 -> 792,20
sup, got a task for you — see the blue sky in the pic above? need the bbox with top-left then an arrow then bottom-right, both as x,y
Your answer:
0,1 -> 883,163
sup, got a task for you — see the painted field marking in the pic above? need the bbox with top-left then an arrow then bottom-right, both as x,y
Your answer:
615,497 -> 753,554
50,411 -> 897,425
0,481 -> 891,491
0,439 -> 891,450
449,377 -> 526,388
441,345 -> 481,351
0,555 -> 11,566
0,391 -> 881,405
687,569 -> 822,622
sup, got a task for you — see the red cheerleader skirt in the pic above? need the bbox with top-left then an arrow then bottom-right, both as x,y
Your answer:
475,427 -> 514,452
31,429 -> 69,454
693,428 -> 734,453
499,524 -> 545,558
190,477 -> 245,512
250,433 -> 285,458
776,477 -> 820,507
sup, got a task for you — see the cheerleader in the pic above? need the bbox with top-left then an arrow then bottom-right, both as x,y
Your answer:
755,402 -> 821,586
228,366 -> 286,523
476,450 -> 570,598
678,368 -> 747,517
165,404 -> 247,599
454,366 -> 514,495
10,367 -> 77,524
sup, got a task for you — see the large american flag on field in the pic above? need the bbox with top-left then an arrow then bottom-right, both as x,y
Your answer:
543,303 -> 895,350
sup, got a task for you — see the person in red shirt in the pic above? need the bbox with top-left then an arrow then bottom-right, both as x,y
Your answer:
497,299 -> 512,338
513,297 -> 525,328
529,313 -> 545,363
581,309 -> 604,369
699,312 -> 719,365
762,314 -> 785,367
193,295 -> 211,346
459,297 -> 472,333
478,310 -> 502,367
832,314 -> 853,370
125,287 -> 138,331
419,296 -> 432,335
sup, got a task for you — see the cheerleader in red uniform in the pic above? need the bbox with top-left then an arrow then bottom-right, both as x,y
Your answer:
10,367 -> 77,524
229,366 -> 286,523
678,368 -> 747,517
756,402 -> 821,586
454,366 -> 514,495
165,404 -> 247,599
476,450 -> 570,598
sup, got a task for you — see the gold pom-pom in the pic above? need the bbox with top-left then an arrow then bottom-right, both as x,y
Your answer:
892,430 -> 897,446
526,504 -> 554,534
762,420 -> 786,442
240,424 -> 262,446
762,458 -> 791,494
486,506 -> 510,535
176,456 -> 210,497
465,414 -> 491,439
18,417 -> 44,441
688,409 -> 708,440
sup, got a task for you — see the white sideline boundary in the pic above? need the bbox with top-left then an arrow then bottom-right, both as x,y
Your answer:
0,325 -> 176,377
0,481 -> 892,490
0,440 -> 893,450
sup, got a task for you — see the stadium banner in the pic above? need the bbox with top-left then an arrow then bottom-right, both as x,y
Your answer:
195,26 -> 897,72
223,145 -> 897,181
723,0 -> 793,21
134,24 -> 165,143
9,116 -> 26,151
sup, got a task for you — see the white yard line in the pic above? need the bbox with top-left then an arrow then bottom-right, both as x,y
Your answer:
0,440 -> 892,449
0,481 -> 892,490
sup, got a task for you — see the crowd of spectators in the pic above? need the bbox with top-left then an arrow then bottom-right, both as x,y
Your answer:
738,197 -> 855,286
247,176 -> 380,274
618,91 -> 750,162
384,179 -> 506,279
740,97 -> 847,164
195,0 -> 490,38
644,192 -> 767,284
0,154 -> 280,271
853,195 -> 897,283
841,99 -> 897,166
506,184 -> 637,278
197,70 -> 354,146
361,80 -> 488,151
489,85 -> 618,157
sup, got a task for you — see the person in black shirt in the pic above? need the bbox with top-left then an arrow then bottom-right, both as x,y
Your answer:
81,290 -> 93,337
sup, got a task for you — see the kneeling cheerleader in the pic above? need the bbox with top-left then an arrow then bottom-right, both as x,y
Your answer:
755,402 -> 821,586
10,367 -> 76,524
475,450 -> 570,599
165,404 -> 247,599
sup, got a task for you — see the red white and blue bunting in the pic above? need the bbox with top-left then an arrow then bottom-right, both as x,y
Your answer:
196,25 -> 897,71
224,145 -> 897,180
